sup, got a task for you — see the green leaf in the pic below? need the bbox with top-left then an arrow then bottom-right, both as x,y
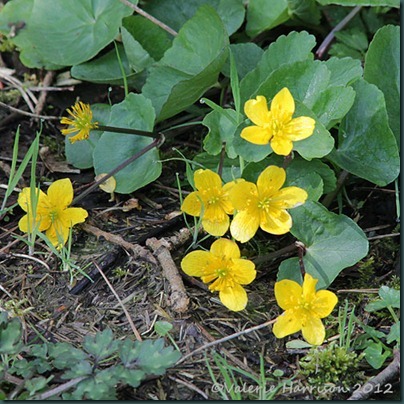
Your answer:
154,321 -> 173,337
246,0 -> 289,38
365,286 -> 400,312
61,360 -> 93,378
325,57 -> 363,87
287,0 -> 321,25
143,0 -> 245,36
93,93 -> 161,194
233,128 -> 272,163
315,0 -> 399,6
360,323 -> 386,340
221,43 -> 264,80
278,201 -> 369,289
286,339 -> 313,349
386,322 -> 400,345
286,172 -> 323,202
49,342 -> 88,369
364,25 -> 400,145
329,79 -> 400,186
65,104 -> 112,169
142,5 -> 229,122
122,15 -> 172,62
121,27 -> 155,73
364,341 -> 391,369
83,329 -> 118,361
292,102 -> 335,160
240,31 -> 316,103
71,44 -> 142,87
4,0 -> 135,68
311,86 -> 356,129
334,28 -> 369,52
203,108 -> 241,159
0,313 -> 23,355
25,376 -> 52,395
193,152 -> 241,183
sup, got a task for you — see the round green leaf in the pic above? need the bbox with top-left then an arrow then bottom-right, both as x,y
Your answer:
93,94 -> 161,194
278,201 -> 369,289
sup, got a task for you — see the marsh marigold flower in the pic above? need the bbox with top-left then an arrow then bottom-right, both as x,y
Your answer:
241,88 -> 315,156
229,166 -> 307,243
181,169 -> 239,237
181,238 -> 256,311
60,101 -> 98,143
18,178 -> 88,247
273,273 -> 338,346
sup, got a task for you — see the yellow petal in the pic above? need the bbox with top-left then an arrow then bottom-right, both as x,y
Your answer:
46,223 -> 69,247
270,136 -> 293,156
311,290 -> 338,318
231,258 -> 256,285
47,179 -> 74,209
240,125 -> 272,145
181,192 -> 202,216
18,187 -> 48,213
260,209 -> 292,235
202,216 -> 229,237
274,279 -> 303,310
230,209 -> 260,243
210,238 -> 240,259
228,181 -> 258,210
301,316 -> 326,346
270,88 -> 295,124
285,116 -> 315,141
244,95 -> 270,126
302,273 -> 318,302
181,251 -> 213,277
256,166 -> 286,197
271,187 -> 308,209
219,283 -> 248,311
194,169 -> 222,191
272,309 -> 303,338
59,207 -> 88,228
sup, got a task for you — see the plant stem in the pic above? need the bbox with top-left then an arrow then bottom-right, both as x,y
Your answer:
97,124 -> 158,138
118,0 -> 178,37
316,6 -> 362,59
322,169 -> 350,208
71,135 -> 164,206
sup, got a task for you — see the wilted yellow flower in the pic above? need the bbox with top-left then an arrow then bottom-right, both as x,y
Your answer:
181,169 -> 239,237
241,88 -> 315,156
181,238 -> 256,311
60,101 -> 98,143
229,166 -> 307,243
273,273 -> 338,346
18,178 -> 88,248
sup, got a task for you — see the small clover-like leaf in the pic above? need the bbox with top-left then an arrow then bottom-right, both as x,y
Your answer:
364,341 -> 391,370
365,286 -> 400,312
0,314 -> 23,355
386,322 -> 400,345
49,342 -> 88,370
154,321 -> 173,337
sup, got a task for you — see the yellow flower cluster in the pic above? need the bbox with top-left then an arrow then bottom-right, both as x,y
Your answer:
18,178 -> 88,248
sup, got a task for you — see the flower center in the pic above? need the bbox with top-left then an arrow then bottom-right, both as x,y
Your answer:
257,197 -> 271,210
216,267 -> 228,278
49,210 -> 59,223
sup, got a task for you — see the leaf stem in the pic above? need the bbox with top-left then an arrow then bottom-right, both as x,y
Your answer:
96,124 -> 158,138
71,135 -> 164,206
316,6 -> 362,59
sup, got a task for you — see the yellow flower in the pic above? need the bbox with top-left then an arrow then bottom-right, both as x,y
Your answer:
181,238 -> 256,311
273,273 -> 338,346
240,88 -> 315,156
60,101 -> 98,143
229,166 -> 307,243
18,178 -> 88,248
181,169 -> 239,237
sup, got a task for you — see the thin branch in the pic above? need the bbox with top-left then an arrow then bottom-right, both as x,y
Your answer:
176,318 -> 276,365
321,169 -> 350,208
32,376 -> 87,400
316,6 -> 362,59
93,260 -> 143,342
119,0 -> 178,37
0,101 -> 60,120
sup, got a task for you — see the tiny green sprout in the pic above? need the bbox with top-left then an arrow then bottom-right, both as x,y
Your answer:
154,321 -> 179,352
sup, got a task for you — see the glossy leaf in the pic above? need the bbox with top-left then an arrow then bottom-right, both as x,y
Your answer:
364,25 -> 400,145
325,57 -> 363,87
329,79 -> 399,186
287,0 -> 321,25
364,342 -> 391,369
246,0 -> 289,38
143,0 -> 245,35
142,5 -> 229,122
2,0 -> 135,68
240,31 -> 316,103
315,0 -> 399,6
278,201 -> 369,289
93,94 -> 161,194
